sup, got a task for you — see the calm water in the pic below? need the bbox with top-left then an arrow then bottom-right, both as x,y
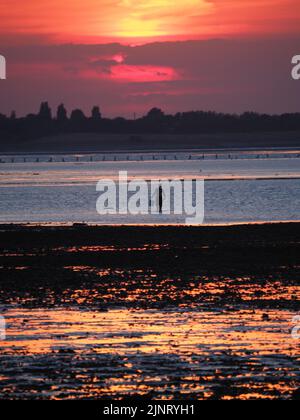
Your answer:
0,150 -> 300,224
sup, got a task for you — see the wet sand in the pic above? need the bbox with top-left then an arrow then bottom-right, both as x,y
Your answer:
0,223 -> 299,400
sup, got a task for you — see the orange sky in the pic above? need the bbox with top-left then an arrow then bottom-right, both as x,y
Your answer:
1,1 -> 300,117
1,0 -> 300,44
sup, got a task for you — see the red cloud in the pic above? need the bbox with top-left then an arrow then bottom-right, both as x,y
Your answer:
109,65 -> 179,82
81,64 -> 180,83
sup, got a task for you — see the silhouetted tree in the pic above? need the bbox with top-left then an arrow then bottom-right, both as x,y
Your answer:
1,102 -> 300,143
38,102 -> 52,120
70,109 -> 87,131
91,106 -> 102,120
146,108 -> 164,120
56,104 -> 68,122
70,109 -> 86,123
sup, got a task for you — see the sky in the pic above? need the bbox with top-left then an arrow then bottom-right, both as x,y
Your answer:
0,0 -> 300,117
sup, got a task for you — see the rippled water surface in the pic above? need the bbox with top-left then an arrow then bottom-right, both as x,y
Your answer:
0,267 -> 299,400
0,151 -> 300,224
0,306 -> 299,400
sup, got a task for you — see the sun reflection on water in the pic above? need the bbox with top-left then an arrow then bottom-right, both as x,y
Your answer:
0,306 -> 299,400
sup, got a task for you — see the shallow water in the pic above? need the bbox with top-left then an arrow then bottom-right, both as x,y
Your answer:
0,151 -> 300,224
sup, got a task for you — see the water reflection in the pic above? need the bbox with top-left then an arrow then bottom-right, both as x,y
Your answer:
0,267 -> 299,311
0,307 -> 299,400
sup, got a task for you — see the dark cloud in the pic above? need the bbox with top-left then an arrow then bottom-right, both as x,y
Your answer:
0,38 -> 299,117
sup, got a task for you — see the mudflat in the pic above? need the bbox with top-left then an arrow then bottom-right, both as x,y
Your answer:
0,223 -> 299,400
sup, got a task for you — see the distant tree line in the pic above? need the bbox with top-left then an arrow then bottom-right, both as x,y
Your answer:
1,103 -> 300,142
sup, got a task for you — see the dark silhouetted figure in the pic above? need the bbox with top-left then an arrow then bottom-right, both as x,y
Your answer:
159,186 -> 163,214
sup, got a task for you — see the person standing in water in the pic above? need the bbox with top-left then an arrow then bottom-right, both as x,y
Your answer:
158,185 -> 163,214
150,185 -> 165,214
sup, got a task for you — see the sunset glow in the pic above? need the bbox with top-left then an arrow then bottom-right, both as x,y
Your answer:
1,0 -> 300,404
109,64 -> 179,82
1,0 -> 300,45
113,0 -> 211,39
81,64 -> 179,82
1,0 -> 300,116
